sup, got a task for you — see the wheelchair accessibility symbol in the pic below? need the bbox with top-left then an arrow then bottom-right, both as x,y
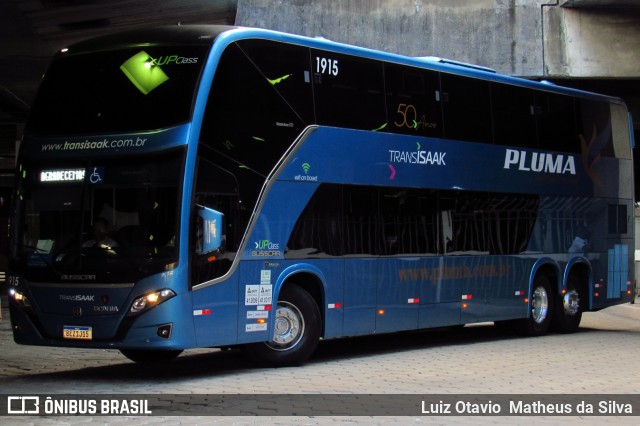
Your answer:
89,167 -> 104,184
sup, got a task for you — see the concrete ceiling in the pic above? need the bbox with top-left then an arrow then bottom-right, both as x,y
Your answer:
0,0 -> 237,124
2,0 -> 639,126
561,0 -> 640,7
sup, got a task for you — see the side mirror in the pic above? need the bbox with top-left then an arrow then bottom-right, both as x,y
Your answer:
196,205 -> 223,255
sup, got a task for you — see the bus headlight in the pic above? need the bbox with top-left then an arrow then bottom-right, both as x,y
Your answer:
127,289 -> 176,317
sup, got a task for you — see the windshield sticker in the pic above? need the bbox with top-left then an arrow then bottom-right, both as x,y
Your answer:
267,73 -> 292,86
245,285 -> 259,306
120,51 -> 200,95
259,284 -> 272,305
246,323 -> 268,332
244,283 -> 273,306
120,51 -> 169,95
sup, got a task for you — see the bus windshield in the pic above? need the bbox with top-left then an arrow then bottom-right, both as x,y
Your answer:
26,46 -> 208,136
12,150 -> 183,283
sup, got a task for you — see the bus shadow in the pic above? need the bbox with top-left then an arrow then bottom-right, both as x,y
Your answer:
12,323 -> 523,383
11,323 -> 621,384
310,323 -> 504,363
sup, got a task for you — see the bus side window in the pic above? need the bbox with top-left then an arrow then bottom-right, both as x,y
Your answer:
312,49 -> 387,131
536,92 -> 577,153
577,98 -> 614,158
440,74 -> 492,144
236,39 -> 315,125
384,64 -> 442,138
492,84 -> 537,149
199,42 -> 305,177
191,157 -> 239,285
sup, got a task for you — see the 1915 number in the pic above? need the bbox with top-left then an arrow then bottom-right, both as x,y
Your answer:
316,56 -> 339,76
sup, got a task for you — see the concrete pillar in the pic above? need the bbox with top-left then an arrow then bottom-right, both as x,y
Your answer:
543,4 -> 640,77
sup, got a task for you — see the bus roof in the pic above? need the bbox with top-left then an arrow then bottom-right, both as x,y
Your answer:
61,25 -> 236,55
61,24 -> 624,106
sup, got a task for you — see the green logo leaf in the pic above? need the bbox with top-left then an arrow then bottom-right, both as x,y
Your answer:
120,51 -> 169,95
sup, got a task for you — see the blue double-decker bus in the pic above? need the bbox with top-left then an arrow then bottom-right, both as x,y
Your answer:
7,25 -> 635,366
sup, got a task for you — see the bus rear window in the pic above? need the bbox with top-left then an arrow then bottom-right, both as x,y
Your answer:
26,46 -> 208,136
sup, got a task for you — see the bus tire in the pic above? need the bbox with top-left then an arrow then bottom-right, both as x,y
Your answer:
515,275 -> 554,336
244,285 -> 321,367
551,275 -> 583,333
120,349 -> 183,363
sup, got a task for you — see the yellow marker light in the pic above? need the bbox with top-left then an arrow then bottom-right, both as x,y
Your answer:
378,309 -> 385,315
11,290 -> 32,309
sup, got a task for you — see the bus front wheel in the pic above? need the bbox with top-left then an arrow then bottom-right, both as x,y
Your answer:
515,275 -> 554,336
244,285 -> 321,367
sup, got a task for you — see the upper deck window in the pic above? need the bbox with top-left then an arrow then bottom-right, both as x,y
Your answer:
311,49 -> 387,131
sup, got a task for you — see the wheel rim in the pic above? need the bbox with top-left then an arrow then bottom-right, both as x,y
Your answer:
563,289 -> 580,316
267,301 -> 305,351
531,285 -> 549,324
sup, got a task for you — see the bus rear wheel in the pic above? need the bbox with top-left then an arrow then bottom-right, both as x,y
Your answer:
515,275 -> 554,336
551,275 -> 583,333
244,285 -> 321,367
120,349 -> 183,363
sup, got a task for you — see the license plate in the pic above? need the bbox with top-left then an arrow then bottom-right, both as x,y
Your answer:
62,326 -> 92,340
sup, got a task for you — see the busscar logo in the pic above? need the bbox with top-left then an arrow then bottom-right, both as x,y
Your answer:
61,274 -> 96,281
251,240 -> 281,257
